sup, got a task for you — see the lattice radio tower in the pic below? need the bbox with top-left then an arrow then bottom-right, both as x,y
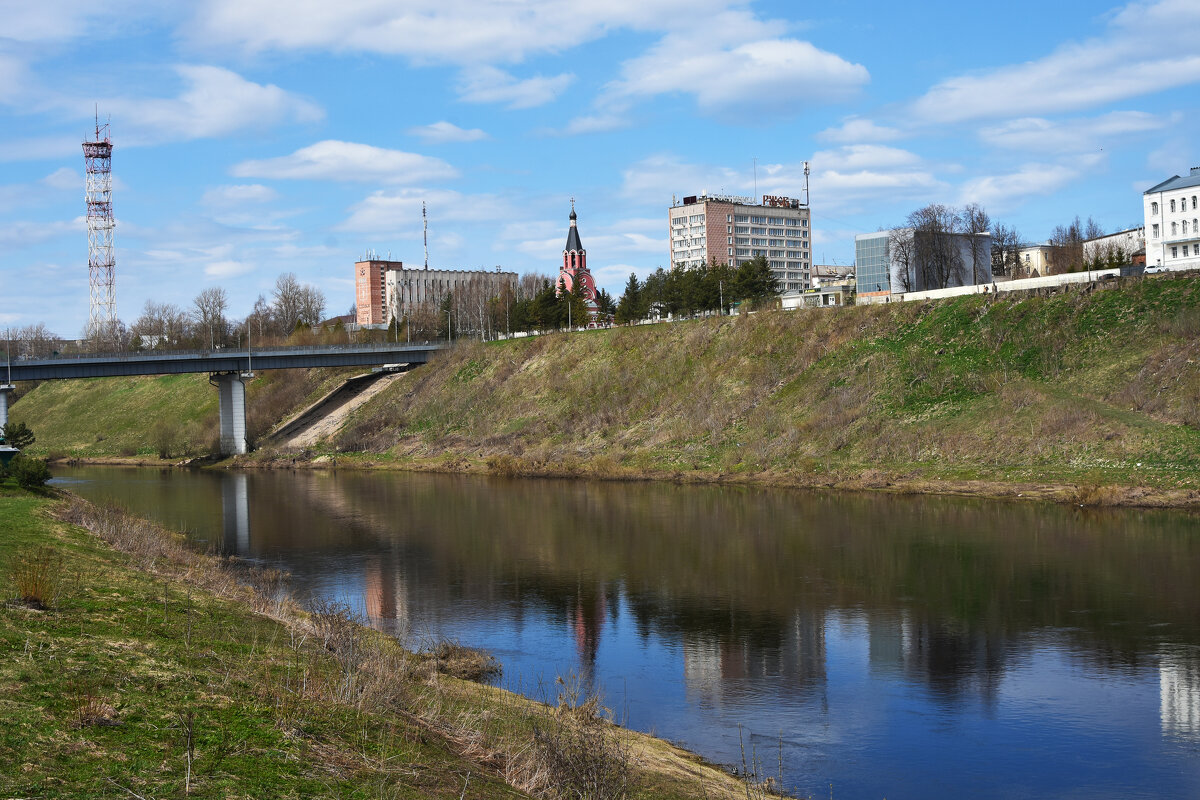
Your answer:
82,108 -> 116,337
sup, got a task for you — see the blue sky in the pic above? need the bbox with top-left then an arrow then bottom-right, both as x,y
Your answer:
2,0 -> 1198,335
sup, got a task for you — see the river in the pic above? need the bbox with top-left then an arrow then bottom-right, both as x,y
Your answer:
52,465 -> 1200,799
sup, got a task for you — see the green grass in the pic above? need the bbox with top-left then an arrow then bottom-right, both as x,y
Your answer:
0,484 -> 764,799
324,273 -> 1200,499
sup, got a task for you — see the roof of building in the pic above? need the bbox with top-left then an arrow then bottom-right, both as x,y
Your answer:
1145,168 -> 1200,194
565,210 -> 583,252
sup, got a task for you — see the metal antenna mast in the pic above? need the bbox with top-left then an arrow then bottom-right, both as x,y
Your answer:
422,201 -> 429,270
83,107 -> 116,338
803,161 -> 811,206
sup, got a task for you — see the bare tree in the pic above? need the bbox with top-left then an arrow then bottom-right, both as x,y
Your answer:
962,203 -> 991,285
889,228 -> 917,292
193,286 -> 229,348
907,204 -> 965,289
297,285 -> 326,328
4,323 -> 63,359
272,273 -> 305,333
1048,217 -> 1086,273
132,301 -> 189,349
991,223 -> 1023,278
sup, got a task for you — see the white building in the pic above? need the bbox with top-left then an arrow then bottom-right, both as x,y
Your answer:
669,192 -> 813,292
1083,226 -> 1144,263
1144,168 -> 1200,270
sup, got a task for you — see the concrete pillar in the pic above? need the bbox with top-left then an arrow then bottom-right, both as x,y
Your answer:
213,373 -> 252,455
221,473 -> 250,554
0,385 -> 14,435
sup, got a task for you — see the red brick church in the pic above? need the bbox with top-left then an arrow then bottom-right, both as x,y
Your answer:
557,200 -> 598,314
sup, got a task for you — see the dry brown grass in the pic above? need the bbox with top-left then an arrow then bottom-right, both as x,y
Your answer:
6,545 -> 67,609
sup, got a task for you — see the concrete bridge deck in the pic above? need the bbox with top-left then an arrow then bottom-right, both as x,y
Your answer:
4,342 -> 443,381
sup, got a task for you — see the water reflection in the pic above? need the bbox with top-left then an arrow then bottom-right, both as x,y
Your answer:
54,466 -> 1200,799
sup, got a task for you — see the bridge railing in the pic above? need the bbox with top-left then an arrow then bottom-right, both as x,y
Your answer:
11,340 -> 448,365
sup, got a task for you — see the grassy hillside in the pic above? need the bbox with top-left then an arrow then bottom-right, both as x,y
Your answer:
13,367 -> 361,459
0,486 -> 763,798
326,273 -> 1200,501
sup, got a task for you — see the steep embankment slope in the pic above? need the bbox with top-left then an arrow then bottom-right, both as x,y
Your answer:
326,274 -> 1200,503
13,366 -> 362,459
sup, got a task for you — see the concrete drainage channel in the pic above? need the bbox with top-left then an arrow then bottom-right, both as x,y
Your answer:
265,369 -> 407,449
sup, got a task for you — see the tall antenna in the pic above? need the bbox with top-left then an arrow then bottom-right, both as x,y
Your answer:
803,161 -> 811,206
422,201 -> 429,270
83,106 -> 116,339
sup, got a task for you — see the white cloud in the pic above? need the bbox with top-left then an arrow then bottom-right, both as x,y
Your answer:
606,10 -> 867,115
40,167 -> 80,190
204,259 -> 255,278
0,218 -> 85,249
104,65 -> 323,144
188,0 -> 733,64
407,121 -> 489,143
336,188 -> 509,234
555,113 -> 631,137
817,117 -> 903,144
232,140 -> 458,184
979,111 -> 1168,155
911,0 -> 1200,124
456,66 -> 573,109
202,184 -> 279,206
2,1 -> 172,43
958,162 -> 1092,210
620,154 -> 749,201
810,145 -> 920,171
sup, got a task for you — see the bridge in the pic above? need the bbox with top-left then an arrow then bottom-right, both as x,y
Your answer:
1,342 -> 445,455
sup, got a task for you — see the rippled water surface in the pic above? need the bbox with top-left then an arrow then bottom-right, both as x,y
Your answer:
54,466 -> 1200,799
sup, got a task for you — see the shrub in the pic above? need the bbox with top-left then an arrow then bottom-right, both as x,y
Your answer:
9,454 -> 50,489
8,545 -> 65,609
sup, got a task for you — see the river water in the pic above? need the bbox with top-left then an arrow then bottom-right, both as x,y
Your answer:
52,465 -> 1200,799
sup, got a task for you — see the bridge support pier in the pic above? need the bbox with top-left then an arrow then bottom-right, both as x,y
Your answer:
211,373 -> 253,456
0,385 -> 14,435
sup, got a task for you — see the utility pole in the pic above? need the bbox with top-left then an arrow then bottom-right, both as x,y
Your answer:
719,279 -> 724,316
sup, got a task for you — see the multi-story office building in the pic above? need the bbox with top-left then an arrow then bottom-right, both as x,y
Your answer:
385,267 -> 516,327
354,255 -> 515,328
668,192 -> 813,292
355,255 -> 395,326
1145,168 -> 1200,270
855,228 -> 992,302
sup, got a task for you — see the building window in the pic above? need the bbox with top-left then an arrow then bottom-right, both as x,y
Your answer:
1172,222 -> 1178,235
1153,223 -> 1160,237
1172,246 -> 1178,258
1171,200 -> 1177,212
1152,202 -> 1159,215
1193,196 -> 1198,209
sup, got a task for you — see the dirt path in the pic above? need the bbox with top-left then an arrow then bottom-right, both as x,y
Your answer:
276,372 -> 403,449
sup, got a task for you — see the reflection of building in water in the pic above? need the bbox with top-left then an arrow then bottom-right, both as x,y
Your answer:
901,620 -> 1008,703
1161,651 -> 1200,739
868,613 -> 910,675
682,610 -> 826,707
220,473 -> 250,554
571,585 -> 608,678
363,551 -> 411,634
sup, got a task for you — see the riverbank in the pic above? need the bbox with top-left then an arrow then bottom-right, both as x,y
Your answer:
0,486 -> 778,798
16,272 -> 1200,508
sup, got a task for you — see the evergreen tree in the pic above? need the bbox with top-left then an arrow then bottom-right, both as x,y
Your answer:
1,421 -> 35,449
734,255 -> 780,307
615,273 -> 643,324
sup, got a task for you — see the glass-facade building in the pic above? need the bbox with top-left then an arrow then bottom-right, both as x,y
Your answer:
855,232 -> 891,299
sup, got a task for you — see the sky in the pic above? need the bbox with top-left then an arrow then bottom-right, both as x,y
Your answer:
1,0 -> 1198,336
